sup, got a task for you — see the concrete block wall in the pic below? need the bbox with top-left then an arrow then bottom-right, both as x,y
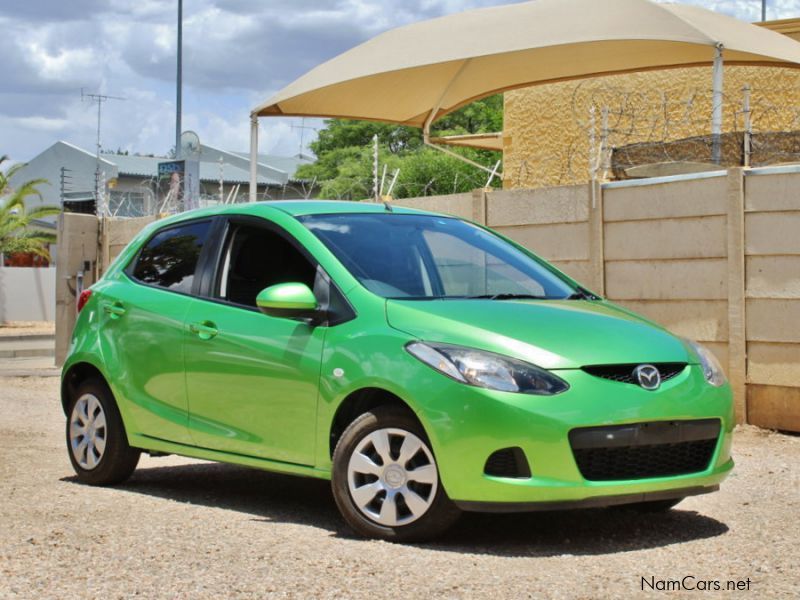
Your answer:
0,267 -> 56,322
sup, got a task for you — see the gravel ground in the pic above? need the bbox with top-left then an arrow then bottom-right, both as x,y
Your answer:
1,375 -> 798,599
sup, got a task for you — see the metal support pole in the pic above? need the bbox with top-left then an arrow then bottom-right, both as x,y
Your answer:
420,57 -> 502,179
712,44 -> 724,164
175,0 -> 183,159
424,139 -> 500,176
484,160 -> 502,188
742,84 -> 752,168
249,113 -> 258,202
373,134 -> 379,202
762,0 -> 767,22
600,105 -> 610,177
588,105 -> 596,182
387,169 -> 400,197
379,164 -> 388,197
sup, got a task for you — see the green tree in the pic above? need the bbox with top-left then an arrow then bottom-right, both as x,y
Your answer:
297,95 -> 503,199
0,155 -> 59,260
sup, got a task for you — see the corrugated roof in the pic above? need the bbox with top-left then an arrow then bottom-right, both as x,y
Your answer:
231,152 -> 314,180
100,153 -> 284,186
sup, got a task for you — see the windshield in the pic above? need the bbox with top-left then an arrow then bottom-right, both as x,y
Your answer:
299,213 -> 578,300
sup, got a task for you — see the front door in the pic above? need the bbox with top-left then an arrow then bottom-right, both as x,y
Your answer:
183,218 -> 325,465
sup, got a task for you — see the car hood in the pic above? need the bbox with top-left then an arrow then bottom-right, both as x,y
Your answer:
386,299 -> 693,370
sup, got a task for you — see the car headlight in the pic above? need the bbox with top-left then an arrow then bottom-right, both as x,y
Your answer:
686,339 -> 727,387
405,342 -> 569,395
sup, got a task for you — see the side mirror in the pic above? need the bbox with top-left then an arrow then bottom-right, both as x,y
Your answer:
256,282 -> 320,321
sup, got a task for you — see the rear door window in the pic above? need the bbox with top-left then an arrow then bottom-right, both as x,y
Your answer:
131,221 -> 211,293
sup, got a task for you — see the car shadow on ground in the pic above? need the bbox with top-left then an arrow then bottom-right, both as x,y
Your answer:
61,461 -> 729,557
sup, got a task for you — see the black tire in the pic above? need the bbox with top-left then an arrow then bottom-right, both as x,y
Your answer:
65,378 -> 140,486
621,497 -> 685,512
331,406 -> 461,542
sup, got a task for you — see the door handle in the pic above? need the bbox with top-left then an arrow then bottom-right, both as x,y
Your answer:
102,301 -> 126,319
189,321 -> 219,340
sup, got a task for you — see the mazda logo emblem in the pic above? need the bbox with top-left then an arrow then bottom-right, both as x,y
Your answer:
634,364 -> 661,390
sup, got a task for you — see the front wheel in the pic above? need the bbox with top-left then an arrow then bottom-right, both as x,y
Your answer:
331,406 -> 460,542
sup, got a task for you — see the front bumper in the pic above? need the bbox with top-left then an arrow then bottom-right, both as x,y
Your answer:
455,485 -> 719,513
412,363 -> 734,507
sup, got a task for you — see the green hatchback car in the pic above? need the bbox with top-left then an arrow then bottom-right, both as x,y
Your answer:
62,201 -> 733,541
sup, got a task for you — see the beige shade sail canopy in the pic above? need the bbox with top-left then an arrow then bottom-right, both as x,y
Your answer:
254,0 -> 800,127
431,133 -> 504,152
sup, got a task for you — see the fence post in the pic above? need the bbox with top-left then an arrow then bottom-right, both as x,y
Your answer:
589,179 -> 605,296
55,213 -> 100,365
742,84 -> 752,168
99,216 -> 111,277
726,167 -> 747,423
471,188 -> 487,225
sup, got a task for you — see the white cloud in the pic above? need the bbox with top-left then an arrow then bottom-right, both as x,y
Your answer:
22,42 -> 97,82
12,116 -> 71,132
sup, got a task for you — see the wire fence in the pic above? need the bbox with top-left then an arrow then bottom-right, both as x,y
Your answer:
506,79 -> 800,188
586,82 -> 800,182
98,167 -> 497,217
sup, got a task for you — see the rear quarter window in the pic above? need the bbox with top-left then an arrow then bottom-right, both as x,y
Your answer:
130,220 -> 211,293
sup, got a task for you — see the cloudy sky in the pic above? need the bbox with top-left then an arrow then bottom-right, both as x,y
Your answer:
2,0 -> 798,162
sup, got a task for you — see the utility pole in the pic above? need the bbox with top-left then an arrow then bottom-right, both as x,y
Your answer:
81,89 -> 124,216
176,0 -> 183,159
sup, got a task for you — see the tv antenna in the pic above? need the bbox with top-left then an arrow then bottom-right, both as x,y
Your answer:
81,89 -> 125,215
291,117 -> 318,159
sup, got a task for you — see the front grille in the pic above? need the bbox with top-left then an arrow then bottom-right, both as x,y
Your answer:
582,363 -> 687,385
569,419 -> 719,481
484,447 -> 531,478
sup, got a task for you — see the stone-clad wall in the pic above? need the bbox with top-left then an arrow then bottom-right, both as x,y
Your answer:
503,66 -> 800,189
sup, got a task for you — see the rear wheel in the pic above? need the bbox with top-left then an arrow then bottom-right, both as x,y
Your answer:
331,406 -> 460,542
66,378 -> 140,485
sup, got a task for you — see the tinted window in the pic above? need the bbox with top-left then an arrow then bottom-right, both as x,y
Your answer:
217,224 -> 317,307
300,214 -> 576,300
132,221 -> 211,293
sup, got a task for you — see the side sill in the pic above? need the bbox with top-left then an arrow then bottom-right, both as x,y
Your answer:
129,434 -> 332,481
454,485 -> 719,513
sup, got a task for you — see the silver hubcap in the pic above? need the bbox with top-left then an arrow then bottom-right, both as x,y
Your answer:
69,393 -> 107,470
347,428 -> 438,527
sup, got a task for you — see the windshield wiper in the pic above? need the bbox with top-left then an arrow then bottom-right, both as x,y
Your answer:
565,287 -> 600,300
463,293 -> 552,300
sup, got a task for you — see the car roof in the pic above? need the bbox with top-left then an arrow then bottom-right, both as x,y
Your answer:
160,200 -> 449,224
258,200 -> 438,217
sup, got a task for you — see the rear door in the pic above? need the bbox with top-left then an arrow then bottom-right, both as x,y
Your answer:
183,216 -> 327,465
97,218 -> 214,445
